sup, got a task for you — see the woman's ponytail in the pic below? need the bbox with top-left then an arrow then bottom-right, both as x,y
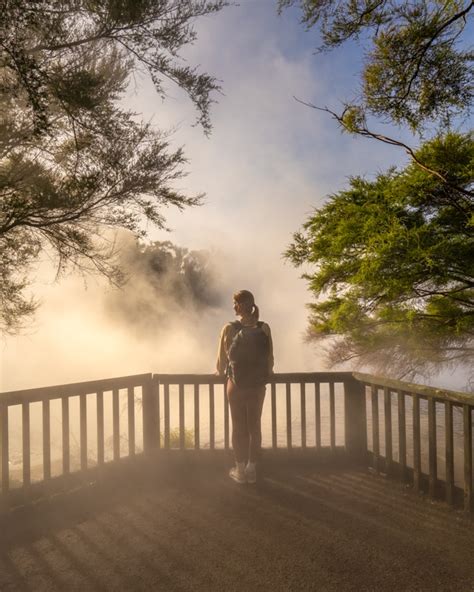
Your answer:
252,304 -> 260,322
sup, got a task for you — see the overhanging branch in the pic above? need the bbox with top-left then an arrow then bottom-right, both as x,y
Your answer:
295,98 -> 474,200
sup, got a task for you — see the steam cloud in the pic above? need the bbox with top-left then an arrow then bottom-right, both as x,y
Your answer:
105,232 -> 225,337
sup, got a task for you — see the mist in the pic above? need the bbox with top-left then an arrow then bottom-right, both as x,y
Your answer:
0,232 -> 325,393
1,2 -> 470,394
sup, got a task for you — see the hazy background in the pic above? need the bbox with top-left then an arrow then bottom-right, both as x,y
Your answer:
1,2 -> 468,392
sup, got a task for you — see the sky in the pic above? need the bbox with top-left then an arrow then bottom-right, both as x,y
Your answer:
1,1 -> 468,392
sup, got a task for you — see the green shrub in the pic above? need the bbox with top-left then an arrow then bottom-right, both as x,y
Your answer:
160,427 -> 194,449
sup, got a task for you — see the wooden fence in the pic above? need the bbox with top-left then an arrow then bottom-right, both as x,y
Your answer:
153,372 -> 361,454
355,372 -> 473,513
0,374 -> 154,502
0,372 -> 472,512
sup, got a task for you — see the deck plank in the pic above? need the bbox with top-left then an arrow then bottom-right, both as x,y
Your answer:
1,461 -> 473,592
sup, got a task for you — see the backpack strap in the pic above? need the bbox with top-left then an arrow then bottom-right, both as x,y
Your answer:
226,321 -> 241,379
231,320 -> 263,329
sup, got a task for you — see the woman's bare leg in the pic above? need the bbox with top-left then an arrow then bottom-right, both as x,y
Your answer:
226,379 -> 249,463
246,386 -> 266,463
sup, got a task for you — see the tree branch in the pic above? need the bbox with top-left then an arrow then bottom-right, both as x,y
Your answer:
396,1 -> 473,105
294,98 -> 474,200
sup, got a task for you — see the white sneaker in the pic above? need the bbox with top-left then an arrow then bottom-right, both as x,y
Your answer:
229,466 -> 246,484
245,463 -> 257,484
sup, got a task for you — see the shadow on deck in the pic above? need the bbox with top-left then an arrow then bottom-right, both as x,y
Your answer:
1,453 -> 473,592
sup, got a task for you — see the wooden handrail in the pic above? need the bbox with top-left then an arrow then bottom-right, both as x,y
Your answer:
153,372 -> 353,384
2,371 -> 470,404
353,372 -> 473,405
0,373 -> 152,404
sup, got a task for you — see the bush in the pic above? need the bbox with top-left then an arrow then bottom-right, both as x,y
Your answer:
161,427 -> 195,449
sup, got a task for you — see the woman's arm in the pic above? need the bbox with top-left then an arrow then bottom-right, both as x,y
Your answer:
216,325 -> 229,375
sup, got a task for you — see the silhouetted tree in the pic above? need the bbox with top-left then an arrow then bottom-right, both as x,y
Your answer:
106,237 -> 223,334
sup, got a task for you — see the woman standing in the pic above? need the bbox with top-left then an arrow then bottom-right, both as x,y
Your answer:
216,290 -> 274,483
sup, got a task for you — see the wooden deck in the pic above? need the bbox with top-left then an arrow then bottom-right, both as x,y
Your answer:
1,454 -> 473,592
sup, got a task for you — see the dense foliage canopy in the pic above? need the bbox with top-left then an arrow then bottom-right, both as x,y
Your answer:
281,1 -> 473,376
0,0 -> 226,332
286,133 -> 474,377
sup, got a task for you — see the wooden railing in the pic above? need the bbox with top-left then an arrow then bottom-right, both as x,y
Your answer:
1,371 -> 472,513
355,373 -> 473,513
0,374 -> 155,502
153,372 -> 359,453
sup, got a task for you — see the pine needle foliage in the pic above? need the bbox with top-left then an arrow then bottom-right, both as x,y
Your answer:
0,0 -> 227,332
279,0 -> 473,131
286,133 -> 474,378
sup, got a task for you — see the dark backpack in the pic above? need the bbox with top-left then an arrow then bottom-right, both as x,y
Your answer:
227,321 -> 270,388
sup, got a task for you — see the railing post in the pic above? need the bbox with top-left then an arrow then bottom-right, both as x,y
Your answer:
271,382 -> 277,450
344,377 -> 367,464
413,393 -> 421,493
112,389 -> 120,460
398,391 -> 407,482
143,374 -> 159,454
445,401 -> 454,506
0,401 -> 8,496
464,404 -> 472,513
